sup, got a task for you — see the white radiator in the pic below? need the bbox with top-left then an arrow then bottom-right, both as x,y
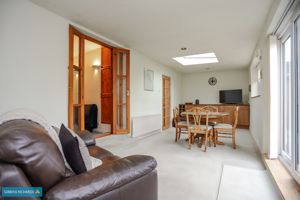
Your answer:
131,114 -> 162,137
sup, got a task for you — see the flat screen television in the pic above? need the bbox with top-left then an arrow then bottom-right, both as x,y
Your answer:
219,89 -> 242,104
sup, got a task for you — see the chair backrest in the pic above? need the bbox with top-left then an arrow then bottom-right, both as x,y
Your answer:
186,107 -> 209,132
233,106 -> 239,128
202,105 -> 218,112
173,107 -> 179,125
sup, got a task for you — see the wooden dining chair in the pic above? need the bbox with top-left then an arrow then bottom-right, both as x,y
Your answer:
186,107 -> 212,152
173,107 -> 188,142
214,106 -> 239,149
201,106 -> 218,147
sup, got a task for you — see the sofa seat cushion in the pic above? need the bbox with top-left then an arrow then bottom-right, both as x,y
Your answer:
0,120 -> 67,192
44,155 -> 157,200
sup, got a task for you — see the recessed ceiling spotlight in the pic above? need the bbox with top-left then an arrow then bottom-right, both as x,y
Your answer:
181,47 -> 187,51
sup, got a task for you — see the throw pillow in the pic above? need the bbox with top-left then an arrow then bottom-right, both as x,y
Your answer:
59,124 -> 87,174
65,127 -> 93,170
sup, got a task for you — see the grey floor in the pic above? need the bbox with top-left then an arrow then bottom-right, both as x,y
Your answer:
96,128 -> 282,200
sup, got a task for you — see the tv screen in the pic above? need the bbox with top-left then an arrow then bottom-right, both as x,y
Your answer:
219,89 -> 242,104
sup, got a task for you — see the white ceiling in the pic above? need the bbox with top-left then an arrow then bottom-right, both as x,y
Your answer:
31,0 -> 274,72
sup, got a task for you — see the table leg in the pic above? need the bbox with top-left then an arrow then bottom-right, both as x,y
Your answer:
215,128 -> 224,145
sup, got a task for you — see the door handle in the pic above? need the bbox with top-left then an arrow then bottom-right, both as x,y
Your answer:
127,90 -> 130,96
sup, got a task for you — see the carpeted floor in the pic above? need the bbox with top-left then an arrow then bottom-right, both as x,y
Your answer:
217,165 -> 281,200
96,128 -> 282,200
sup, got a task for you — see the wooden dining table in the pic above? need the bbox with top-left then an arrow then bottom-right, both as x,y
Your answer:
181,111 -> 230,145
181,111 -> 229,118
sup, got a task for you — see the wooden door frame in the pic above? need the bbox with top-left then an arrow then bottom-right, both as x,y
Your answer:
68,25 -> 113,130
162,75 -> 171,129
68,26 -> 85,130
68,25 -> 131,134
112,48 -> 131,134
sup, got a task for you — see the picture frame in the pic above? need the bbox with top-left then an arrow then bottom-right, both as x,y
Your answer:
250,56 -> 262,98
144,68 -> 154,91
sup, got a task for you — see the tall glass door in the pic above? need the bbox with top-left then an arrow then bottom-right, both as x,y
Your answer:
295,16 -> 300,172
282,36 -> 292,160
68,26 -> 85,131
113,48 -> 130,134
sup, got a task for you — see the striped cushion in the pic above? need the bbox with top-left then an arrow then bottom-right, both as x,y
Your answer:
189,125 -> 212,131
215,123 -> 232,129
178,121 -> 187,126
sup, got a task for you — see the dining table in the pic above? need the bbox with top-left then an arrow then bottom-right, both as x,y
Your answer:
181,111 -> 229,118
181,111 -> 230,145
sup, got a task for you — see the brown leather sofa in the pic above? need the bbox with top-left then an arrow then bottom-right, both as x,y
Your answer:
0,120 -> 157,200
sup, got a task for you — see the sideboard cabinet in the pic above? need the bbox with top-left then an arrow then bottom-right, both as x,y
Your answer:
184,104 -> 250,129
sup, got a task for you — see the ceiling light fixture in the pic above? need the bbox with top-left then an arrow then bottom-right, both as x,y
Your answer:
173,52 -> 218,66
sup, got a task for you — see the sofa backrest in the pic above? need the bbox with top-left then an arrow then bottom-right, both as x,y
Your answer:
0,120 -> 68,192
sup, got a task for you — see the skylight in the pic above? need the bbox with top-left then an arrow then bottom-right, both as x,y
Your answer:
173,52 -> 219,66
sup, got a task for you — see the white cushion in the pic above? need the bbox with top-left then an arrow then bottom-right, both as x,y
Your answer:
215,123 -> 232,129
90,156 -> 102,168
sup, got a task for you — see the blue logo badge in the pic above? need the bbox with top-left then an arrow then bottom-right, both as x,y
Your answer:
1,187 -> 43,197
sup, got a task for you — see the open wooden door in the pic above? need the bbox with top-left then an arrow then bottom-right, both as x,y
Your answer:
101,47 -> 113,125
112,48 -> 130,134
162,75 -> 171,129
68,26 -> 85,130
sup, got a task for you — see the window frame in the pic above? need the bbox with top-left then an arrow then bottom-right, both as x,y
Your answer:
279,29 -> 294,166
293,15 -> 300,183
279,13 -> 300,185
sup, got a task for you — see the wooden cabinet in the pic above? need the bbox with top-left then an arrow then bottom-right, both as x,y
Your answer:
237,105 -> 250,128
184,104 -> 250,129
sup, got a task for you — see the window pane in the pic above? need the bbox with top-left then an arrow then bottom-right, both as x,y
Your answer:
283,36 -> 292,158
73,35 -> 79,67
116,52 -> 127,130
296,17 -> 300,170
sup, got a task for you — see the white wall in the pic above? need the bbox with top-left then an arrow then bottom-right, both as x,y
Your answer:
130,50 -> 182,117
249,35 -> 270,152
181,69 -> 249,104
249,0 -> 281,154
0,0 -> 69,126
0,0 -> 182,127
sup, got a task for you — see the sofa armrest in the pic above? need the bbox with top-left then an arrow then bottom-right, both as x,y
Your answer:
44,155 -> 157,200
76,130 -> 96,146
